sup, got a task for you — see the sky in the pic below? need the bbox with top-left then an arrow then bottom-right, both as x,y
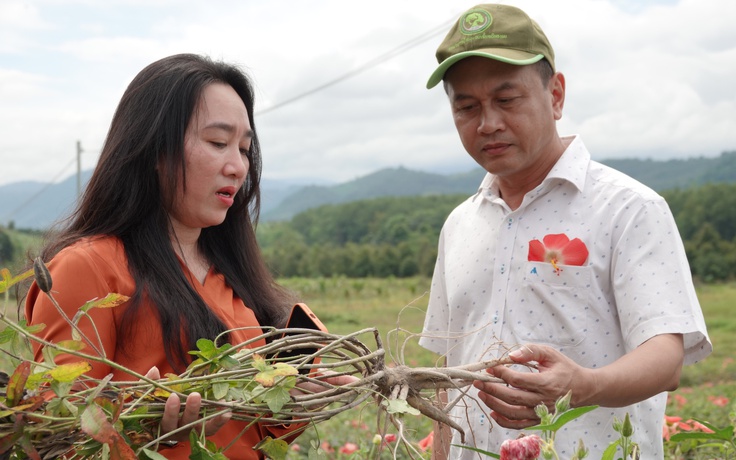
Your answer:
1,0 -> 735,188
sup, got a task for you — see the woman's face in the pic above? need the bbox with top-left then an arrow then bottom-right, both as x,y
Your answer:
167,83 -> 252,237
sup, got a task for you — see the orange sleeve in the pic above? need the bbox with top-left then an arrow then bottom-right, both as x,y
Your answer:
25,245 -> 122,379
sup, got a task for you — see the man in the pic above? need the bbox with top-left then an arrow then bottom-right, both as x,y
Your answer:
418,4 -> 711,459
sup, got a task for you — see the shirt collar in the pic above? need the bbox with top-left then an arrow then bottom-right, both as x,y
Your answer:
474,134 -> 590,200
543,135 -> 589,193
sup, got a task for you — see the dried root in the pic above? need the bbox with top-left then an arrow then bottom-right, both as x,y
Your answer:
367,359 -> 512,444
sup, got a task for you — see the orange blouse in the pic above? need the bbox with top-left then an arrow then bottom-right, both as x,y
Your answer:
25,236 -> 298,459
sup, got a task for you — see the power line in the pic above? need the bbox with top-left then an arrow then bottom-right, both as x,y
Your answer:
2,156 -> 78,223
256,15 -> 456,115
3,15 -> 459,224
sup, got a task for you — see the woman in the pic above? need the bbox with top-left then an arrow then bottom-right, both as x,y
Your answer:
25,54 -> 327,458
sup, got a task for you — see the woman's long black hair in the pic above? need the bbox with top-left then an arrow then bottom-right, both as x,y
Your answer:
38,54 -> 294,371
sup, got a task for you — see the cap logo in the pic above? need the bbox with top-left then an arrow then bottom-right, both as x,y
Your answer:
459,9 -> 492,35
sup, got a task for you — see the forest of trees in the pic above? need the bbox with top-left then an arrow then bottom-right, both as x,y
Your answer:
257,183 -> 736,282
257,195 -> 464,278
3,182 -> 736,282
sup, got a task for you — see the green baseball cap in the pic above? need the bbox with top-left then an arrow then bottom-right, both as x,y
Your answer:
426,4 -> 555,89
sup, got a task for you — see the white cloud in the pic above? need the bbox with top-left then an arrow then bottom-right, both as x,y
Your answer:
0,0 -> 734,187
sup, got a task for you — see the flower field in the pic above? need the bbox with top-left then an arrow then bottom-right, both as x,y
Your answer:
2,275 -> 734,458
279,277 -> 736,459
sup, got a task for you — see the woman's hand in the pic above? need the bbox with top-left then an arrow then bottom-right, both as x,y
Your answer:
146,366 -> 232,442
289,371 -> 359,411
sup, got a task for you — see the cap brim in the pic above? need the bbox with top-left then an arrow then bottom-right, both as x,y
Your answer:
426,49 -> 544,89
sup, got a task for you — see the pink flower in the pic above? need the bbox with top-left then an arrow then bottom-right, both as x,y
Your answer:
339,442 -> 359,455
417,431 -> 434,452
708,395 -> 730,407
320,441 -> 335,454
349,420 -> 369,430
663,415 -> 695,440
290,444 -> 301,452
673,394 -> 688,408
499,434 -> 542,460
688,419 -> 715,434
528,233 -> 588,275
383,434 -> 397,443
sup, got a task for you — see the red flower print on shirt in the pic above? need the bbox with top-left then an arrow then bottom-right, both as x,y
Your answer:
528,233 -> 589,275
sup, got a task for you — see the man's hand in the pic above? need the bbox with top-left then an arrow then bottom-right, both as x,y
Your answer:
146,366 -> 232,442
473,344 -> 584,429
474,334 -> 684,429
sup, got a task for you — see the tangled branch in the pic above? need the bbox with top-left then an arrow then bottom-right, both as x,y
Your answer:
0,261 -> 511,459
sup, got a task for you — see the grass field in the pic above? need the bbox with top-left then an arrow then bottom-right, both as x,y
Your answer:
278,277 -> 736,458
1,273 -> 734,458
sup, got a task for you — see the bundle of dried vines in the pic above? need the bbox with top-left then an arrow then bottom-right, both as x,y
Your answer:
0,261 -> 510,459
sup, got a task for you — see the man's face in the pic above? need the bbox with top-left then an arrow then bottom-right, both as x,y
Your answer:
445,57 -> 565,184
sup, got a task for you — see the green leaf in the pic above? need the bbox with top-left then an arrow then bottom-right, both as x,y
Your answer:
252,354 -> 268,372
527,405 -> 599,432
219,355 -> 239,370
255,436 -> 289,460
57,339 -> 86,351
188,339 -> 237,373
0,268 -> 10,293
226,386 -> 248,402
63,398 -> 80,417
79,293 -> 130,313
49,380 -> 73,398
47,397 -> 79,417
601,439 -> 621,460
382,398 -> 421,416
0,430 -> 23,455
0,268 -> 33,294
261,385 -> 292,413
198,338 -> 216,353
188,431 -> 229,460
0,397 -> 44,418
17,432 -> 41,460
78,404 -> 136,460
0,326 -> 17,345
212,381 -> 230,400
7,361 -> 31,406
307,440 -> 328,460
451,444 -> 500,459
670,429 -> 734,442
22,321 -> 46,335
140,448 -> 169,460
47,361 -> 92,382
42,344 -> 57,366
254,363 -> 298,387
25,371 -> 51,390
81,403 -> 118,443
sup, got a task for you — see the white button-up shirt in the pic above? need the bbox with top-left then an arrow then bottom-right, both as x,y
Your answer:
420,135 -> 711,459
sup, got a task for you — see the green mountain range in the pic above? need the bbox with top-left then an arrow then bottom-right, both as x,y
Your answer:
262,151 -> 736,221
1,151 -> 734,229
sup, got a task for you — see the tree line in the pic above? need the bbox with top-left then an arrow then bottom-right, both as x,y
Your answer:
258,183 -> 736,282
3,183 -> 735,282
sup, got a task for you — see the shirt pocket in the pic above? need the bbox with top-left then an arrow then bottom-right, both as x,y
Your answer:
515,261 -> 592,347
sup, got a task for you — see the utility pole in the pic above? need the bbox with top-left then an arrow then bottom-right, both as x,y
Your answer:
77,140 -> 83,198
